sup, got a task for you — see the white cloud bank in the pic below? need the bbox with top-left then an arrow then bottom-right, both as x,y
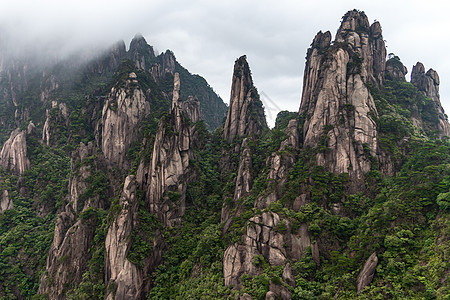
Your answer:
1,0 -> 450,126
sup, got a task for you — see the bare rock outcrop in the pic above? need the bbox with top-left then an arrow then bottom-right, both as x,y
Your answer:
149,50 -> 176,82
0,128 -> 30,175
411,62 -> 450,137
101,72 -> 150,168
224,211 -> 310,289
256,119 -> 299,209
38,142 -> 110,299
299,10 -> 381,188
221,137 -> 254,229
223,55 -> 267,142
385,57 -> 408,81
356,252 -> 378,293
137,73 -> 198,227
0,190 -> 13,213
105,176 -> 142,300
128,34 -> 155,71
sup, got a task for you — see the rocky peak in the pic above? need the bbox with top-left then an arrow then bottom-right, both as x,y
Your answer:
299,11 -> 380,188
311,31 -> 331,50
385,55 -> 408,81
172,72 -> 181,108
101,71 -> 150,168
171,72 -> 201,123
128,34 -> 155,70
139,74 -> 198,227
335,10 -> 386,85
336,9 -> 370,36
0,128 -> 30,175
223,55 -> 267,142
411,62 -> 450,137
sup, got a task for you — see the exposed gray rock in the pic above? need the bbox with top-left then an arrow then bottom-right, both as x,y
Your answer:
240,293 -> 253,300
149,50 -> 176,82
181,96 -> 202,123
299,10 -> 381,189
268,281 -> 292,300
224,212 -> 309,288
0,128 -> 30,175
256,119 -> 299,209
39,74 -> 59,103
223,55 -> 267,142
137,74 -> 198,227
265,291 -> 276,300
27,121 -> 36,135
385,57 -> 408,81
101,72 -> 150,168
0,190 -> 13,213
282,263 -> 296,288
105,175 -> 142,300
128,34 -> 155,71
411,62 -> 450,137
356,252 -> 378,293
38,142 -> 110,299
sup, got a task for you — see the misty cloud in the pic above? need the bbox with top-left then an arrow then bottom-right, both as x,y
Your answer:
1,0 -> 450,126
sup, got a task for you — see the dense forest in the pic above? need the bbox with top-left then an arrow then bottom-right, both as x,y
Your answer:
0,9 -> 449,300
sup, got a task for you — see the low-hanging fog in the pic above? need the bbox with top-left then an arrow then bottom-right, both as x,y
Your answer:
1,0 -> 450,126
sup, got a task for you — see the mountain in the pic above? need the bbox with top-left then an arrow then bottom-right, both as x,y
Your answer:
0,9 -> 450,300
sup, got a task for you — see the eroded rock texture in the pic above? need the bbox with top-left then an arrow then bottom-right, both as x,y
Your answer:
105,176 -> 143,300
101,72 -> 150,169
299,10 -> 384,187
356,252 -> 378,293
411,62 -> 450,137
0,128 -> 30,175
0,190 -> 12,213
223,55 -> 267,142
385,57 -> 408,81
38,142 -> 110,299
129,34 -> 155,71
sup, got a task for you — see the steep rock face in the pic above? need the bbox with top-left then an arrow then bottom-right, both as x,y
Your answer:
38,142 -> 110,299
224,211 -> 310,292
181,96 -> 202,123
356,252 -> 378,293
137,73 -> 198,227
39,74 -> 59,103
223,56 -> 267,142
42,101 -> 69,146
299,10 -> 382,186
88,41 -> 127,75
411,62 -> 450,137
101,72 -> 150,168
223,119 -> 310,294
105,176 -> 142,300
335,10 -> 386,85
0,190 -> 13,213
221,138 -> 254,227
0,128 -> 30,175
149,50 -> 176,82
256,119 -> 300,209
385,57 -> 408,81
128,34 -> 155,71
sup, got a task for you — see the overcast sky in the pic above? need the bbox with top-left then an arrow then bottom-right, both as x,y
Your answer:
1,0 -> 450,126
